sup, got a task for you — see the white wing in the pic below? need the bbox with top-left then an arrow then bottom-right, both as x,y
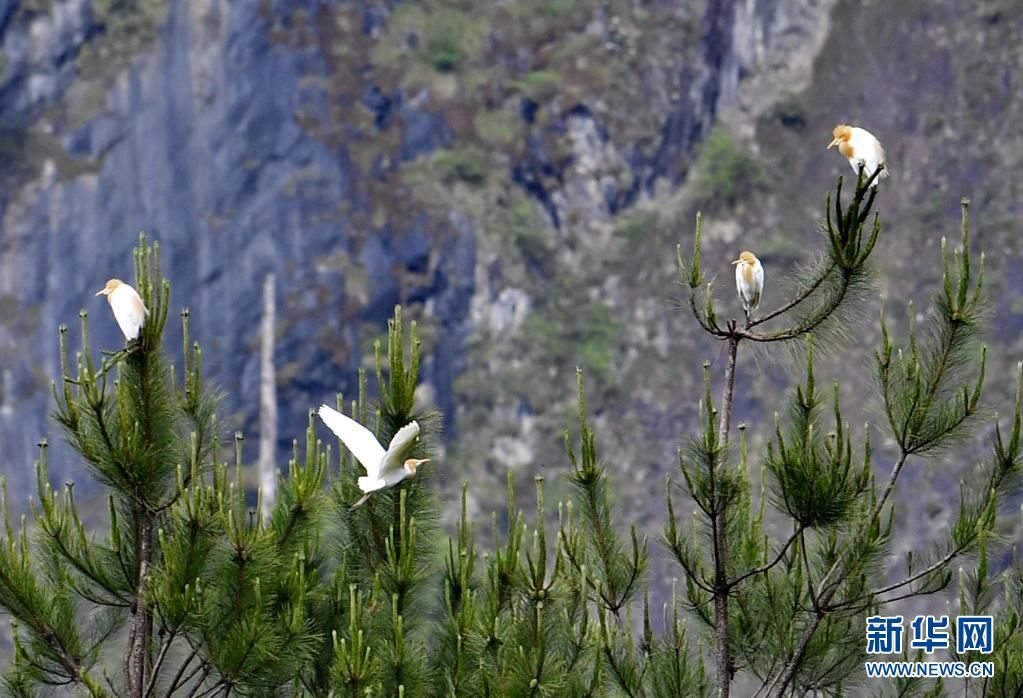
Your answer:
850,127 -> 888,178
753,263 -> 764,308
111,285 -> 148,340
317,405 -> 386,477
850,127 -> 877,151
377,421 -> 421,479
874,138 -> 889,177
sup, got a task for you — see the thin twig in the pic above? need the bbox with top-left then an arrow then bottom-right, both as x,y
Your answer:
183,665 -> 213,698
143,629 -> 177,698
749,261 -> 836,329
166,645 -> 201,695
728,525 -> 805,590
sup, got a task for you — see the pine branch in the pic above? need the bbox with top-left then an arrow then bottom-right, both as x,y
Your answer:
565,371 -> 648,617
0,563 -> 109,696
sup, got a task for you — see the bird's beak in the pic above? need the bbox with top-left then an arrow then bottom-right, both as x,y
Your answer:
95,288 -> 108,296
827,138 -> 840,150
406,458 -> 430,475
731,259 -> 742,265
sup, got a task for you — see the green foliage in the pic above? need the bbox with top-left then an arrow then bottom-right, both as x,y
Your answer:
985,559 -> 1023,693
509,70 -> 562,101
431,147 -> 489,185
425,28 -> 464,72
0,473 -> 109,696
367,3 -> 483,89
563,371 -> 648,616
692,126 -> 769,209
674,172 -> 1021,696
525,301 -> 621,381
878,199 -> 986,455
506,194 -> 555,266
614,210 -> 659,245
540,0 -> 577,18
76,0 -> 168,83
398,4 -> 484,74
765,340 -> 872,528
975,0 -> 1006,22
473,109 -> 522,148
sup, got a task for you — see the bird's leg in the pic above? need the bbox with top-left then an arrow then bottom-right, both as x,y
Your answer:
349,492 -> 373,511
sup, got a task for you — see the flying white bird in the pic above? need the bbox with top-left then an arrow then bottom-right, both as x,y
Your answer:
733,251 -> 764,323
95,279 -> 148,341
828,124 -> 888,186
317,404 -> 429,509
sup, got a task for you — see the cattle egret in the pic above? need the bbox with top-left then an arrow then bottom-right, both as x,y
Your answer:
733,251 -> 764,323
828,124 -> 888,185
95,279 -> 148,341
317,404 -> 429,509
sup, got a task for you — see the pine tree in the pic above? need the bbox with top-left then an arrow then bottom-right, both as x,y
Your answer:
0,236 -> 326,696
671,169 -> 1022,696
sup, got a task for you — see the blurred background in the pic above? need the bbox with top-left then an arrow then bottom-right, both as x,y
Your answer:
0,0 -> 1021,598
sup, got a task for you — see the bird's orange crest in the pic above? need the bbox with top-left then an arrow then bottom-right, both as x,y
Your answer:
828,124 -> 856,158
96,278 -> 125,296
733,251 -> 758,282
831,124 -> 852,141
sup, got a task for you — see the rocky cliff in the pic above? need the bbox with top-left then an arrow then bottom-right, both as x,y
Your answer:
0,0 -> 1020,551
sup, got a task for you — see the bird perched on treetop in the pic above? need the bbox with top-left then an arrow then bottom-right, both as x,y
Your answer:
828,124 -> 888,186
317,404 -> 430,509
733,251 -> 764,323
95,279 -> 148,341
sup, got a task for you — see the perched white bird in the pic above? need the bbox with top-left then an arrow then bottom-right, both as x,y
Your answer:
733,251 -> 764,323
828,124 -> 888,186
95,279 -> 148,341
317,404 -> 429,509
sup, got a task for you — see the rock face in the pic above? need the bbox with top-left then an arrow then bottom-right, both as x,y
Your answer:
0,1 -> 482,492
1,0 -> 1019,548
